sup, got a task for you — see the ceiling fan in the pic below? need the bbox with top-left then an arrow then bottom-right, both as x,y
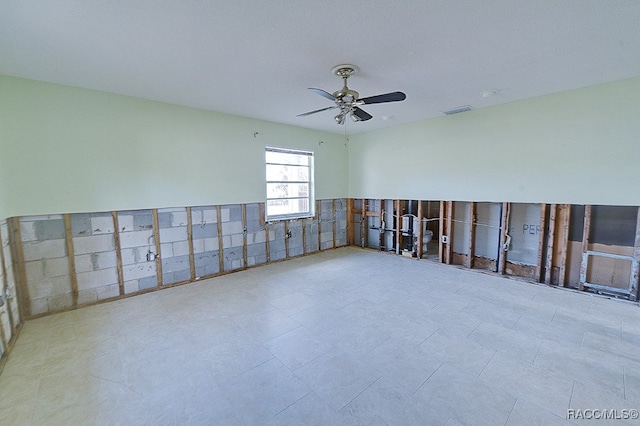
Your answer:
297,64 -> 406,124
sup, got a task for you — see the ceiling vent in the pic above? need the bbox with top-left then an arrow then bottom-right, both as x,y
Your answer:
442,105 -> 474,115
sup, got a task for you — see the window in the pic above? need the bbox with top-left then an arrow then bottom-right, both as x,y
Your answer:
265,146 -> 314,220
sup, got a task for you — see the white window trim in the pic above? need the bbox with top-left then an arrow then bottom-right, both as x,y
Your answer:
265,146 -> 315,221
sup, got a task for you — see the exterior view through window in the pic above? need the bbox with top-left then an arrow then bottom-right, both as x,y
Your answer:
265,147 -> 314,220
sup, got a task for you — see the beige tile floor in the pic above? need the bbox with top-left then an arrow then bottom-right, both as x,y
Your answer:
2,247 -> 640,425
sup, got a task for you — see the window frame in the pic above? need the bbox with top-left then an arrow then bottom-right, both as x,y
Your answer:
265,146 -> 315,221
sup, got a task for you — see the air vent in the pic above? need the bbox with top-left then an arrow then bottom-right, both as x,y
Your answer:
442,105 -> 474,115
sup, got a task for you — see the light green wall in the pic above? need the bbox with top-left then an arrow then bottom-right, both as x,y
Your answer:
349,77 -> 640,205
0,75 -> 348,219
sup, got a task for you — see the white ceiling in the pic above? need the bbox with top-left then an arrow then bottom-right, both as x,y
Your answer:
2,1 -> 639,134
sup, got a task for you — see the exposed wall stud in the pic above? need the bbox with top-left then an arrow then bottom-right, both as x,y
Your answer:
332,199 -> 337,249
536,204 -> 547,282
242,204 -> 248,268
630,206 -> 640,301
395,200 -> 401,255
0,224 -> 16,333
579,205 -> 592,291
557,204 -> 571,287
111,212 -> 125,296
317,200 -> 322,251
544,204 -> 557,285
417,201 -> 424,259
347,199 -> 355,246
445,201 -> 453,264
63,214 -> 79,306
9,218 -> 29,319
186,207 -> 196,280
498,202 -> 510,274
151,209 -> 163,288
216,205 -> 225,272
284,220 -> 290,258
467,202 -> 476,269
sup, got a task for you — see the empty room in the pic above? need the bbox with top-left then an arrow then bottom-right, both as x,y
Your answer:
1,1 -> 640,425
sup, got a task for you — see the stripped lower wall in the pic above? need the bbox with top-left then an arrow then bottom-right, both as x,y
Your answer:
4,199 -> 349,321
352,199 -> 640,302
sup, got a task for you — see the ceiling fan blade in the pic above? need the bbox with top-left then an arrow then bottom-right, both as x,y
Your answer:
308,88 -> 337,101
297,105 -> 338,117
358,91 -> 406,105
352,107 -> 373,121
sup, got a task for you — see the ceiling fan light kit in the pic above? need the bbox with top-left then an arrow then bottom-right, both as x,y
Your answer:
298,64 -> 406,124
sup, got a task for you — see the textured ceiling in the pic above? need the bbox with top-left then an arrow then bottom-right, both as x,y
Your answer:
2,0 -> 639,134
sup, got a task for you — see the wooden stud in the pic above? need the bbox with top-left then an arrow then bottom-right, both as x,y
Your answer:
216,205 -> 225,273
361,199 -> 367,248
63,214 -> 79,306
445,201 -> 453,264
578,205 -> 592,291
317,200 -> 322,251
0,224 -> 16,333
557,204 -> 571,287
630,206 -> 640,301
535,204 -> 547,282
347,199 -> 354,246
467,202 -> 476,269
259,203 -> 266,227
417,201 -> 424,259
379,199 -> 385,250
10,217 -> 30,319
438,201 -> 445,263
498,202 -> 509,274
332,199 -> 337,249
0,301 -> 7,353
111,212 -> 125,296
544,204 -> 557,285
284,220 -> 290,258
302,218 -> 307,255
265,223 -> 271,263
151,209 -> 163,288
242,204 -> 248,268
395,200 -> 402,255
186,207 -> 196,280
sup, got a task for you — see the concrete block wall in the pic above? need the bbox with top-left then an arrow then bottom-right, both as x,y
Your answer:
71,212 -> 119,304
245,203 -> 267,267
220,204 -> 245,271
117,210 -> 158,294
304,218 -> 320,253
191,206 -> 220,278
3,199 -> 347,319
335,198 -> 348,247
158,207 -> 191,285
287,220 -> 304,257
268,221 -> 287,261
20,215 -> 73,315
320,199 -> 335,250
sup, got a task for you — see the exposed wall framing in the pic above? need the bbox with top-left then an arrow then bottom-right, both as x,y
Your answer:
4,199 -> 347,319
347,199 -> 640,303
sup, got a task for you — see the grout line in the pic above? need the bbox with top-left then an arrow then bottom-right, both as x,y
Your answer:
477,350 -> 497,379
503,397 -> 518,426
341,375 -> 382,411
265,390 -> 313,424
413,361 -> 444,395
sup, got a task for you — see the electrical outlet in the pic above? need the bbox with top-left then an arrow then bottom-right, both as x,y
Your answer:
441,235 -> 449,244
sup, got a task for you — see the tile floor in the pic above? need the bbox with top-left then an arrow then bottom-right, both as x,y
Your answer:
2,247 -> 640,425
